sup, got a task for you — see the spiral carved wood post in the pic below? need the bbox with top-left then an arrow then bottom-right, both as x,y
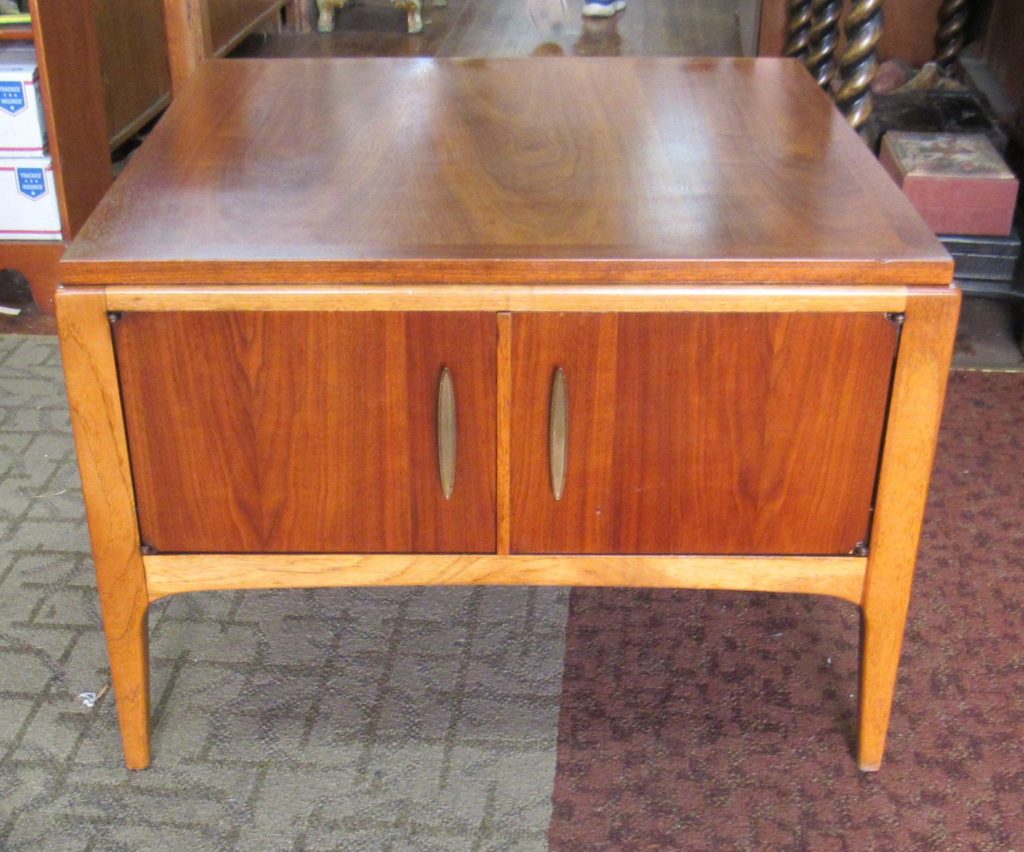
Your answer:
807,0 -> 842,90
935,0 -> 969,68
784,0 -> 813,60
836,0 -> 884,133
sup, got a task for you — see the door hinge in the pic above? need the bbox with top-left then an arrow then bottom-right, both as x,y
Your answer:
883,312 -> 905,326
850,541 -> 868,557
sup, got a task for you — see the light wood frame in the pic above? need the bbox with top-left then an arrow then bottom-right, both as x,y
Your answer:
57,283 -> 960,771
103,284 -> 911,313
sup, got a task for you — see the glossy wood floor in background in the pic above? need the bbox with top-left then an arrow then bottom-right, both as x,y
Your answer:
233,0 -> 761,59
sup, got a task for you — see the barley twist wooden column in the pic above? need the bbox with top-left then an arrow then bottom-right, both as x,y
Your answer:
836,0 -> 884,133
784,0 -> 813,60
807,0 -> 842,90
934,0 -> 969,68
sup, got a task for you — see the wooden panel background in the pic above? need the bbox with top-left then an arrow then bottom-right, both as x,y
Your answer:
208,0 -> 283,54
510,313 -> 898,556
114,311 -> 497,554
96,0 -> 171,148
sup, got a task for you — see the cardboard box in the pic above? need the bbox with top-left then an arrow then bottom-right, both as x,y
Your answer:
0,48 -> 46,157
879,132 -> 1019,237
0,156 -> 62,240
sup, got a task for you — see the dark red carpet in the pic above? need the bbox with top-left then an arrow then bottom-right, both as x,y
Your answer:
550,371 -> 1024,849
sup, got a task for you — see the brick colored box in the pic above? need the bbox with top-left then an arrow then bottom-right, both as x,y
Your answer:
879,132 -> 1019,237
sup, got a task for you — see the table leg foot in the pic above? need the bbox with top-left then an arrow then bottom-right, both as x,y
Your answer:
854,290 -> 961,773
857,605 -> 905,772
105,603 -> 152,770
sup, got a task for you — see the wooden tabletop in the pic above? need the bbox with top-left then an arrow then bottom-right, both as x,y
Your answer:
62,57 -> 951,286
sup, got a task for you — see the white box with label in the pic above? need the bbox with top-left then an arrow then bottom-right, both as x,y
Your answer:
0,156 -> 62,240
0,55 -> 47,156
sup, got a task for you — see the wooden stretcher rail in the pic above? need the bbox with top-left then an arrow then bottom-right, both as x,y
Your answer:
144,553 -> 869,606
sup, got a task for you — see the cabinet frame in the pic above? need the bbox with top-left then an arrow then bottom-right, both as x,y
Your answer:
57,282 -> 960,772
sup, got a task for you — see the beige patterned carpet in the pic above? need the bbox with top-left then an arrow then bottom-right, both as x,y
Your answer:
0,334 -> 569,850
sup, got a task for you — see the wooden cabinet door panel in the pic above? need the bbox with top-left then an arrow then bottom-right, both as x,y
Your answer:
114,312 -> 496,553
510,313 -> 898,555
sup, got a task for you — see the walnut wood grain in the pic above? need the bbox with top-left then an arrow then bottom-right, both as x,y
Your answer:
144,553 -> 867,606
114,312 -> 497,553
857,288 -> 960,771
57,288 -> 151,770
61,58 -> 950,287
56,57 -> 959,773
510,313 -> 898,555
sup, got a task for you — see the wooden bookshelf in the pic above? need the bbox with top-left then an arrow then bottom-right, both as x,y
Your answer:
0,1 -> 308,312
0,0 -> 111,313
163,0 -> 304,94
0,0 -> 175,313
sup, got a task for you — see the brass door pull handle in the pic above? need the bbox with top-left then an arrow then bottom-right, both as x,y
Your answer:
437,367 -> 456,500
549,367 -> 568,501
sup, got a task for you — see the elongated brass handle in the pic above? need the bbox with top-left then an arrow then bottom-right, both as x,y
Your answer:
437,367 -> 456,500
549,367 -> 568,501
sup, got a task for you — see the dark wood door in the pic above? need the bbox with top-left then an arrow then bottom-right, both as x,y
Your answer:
114,312 -> 496,553
510,313 -> 898,555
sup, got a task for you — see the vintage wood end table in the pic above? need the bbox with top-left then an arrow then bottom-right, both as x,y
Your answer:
57,57 -> 958,771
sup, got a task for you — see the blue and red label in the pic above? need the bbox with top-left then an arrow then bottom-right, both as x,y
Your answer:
0,81 -> 27,116
16,167 -> 47,199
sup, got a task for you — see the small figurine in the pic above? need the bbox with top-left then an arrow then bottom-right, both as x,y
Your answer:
317,0 -> 446,35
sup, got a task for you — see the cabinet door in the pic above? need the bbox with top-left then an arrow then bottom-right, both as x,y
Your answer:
510,313 -> 898,555
114,312 -> 496,553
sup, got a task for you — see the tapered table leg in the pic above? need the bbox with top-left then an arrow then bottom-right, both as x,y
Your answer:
100,593 -> 150,769
58,288 -> 152,770
857,290 -> 959,771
